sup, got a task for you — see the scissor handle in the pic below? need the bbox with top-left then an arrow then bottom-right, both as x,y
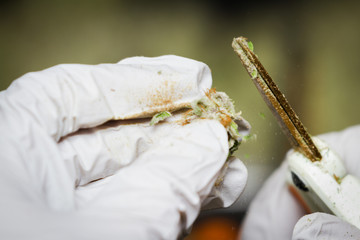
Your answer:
287,137 -> 360,229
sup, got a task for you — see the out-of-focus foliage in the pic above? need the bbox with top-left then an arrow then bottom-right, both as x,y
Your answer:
1,0 -> 360,211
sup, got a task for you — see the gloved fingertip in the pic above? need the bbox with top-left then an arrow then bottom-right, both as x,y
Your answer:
201,157 -> 248,210
220,157 -> 248,208
292,213 -> 360,240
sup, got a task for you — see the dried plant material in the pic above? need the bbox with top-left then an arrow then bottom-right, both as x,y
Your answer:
181,88 -> 249,157
150,88 -> 250,158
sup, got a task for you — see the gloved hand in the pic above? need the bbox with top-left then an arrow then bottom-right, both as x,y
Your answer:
240,125 -> 360,240
0,55 -> 248,240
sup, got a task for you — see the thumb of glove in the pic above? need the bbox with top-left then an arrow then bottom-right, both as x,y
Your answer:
292,212 -> 360,240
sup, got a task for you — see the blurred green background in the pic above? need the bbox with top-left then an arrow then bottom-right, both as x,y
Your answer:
1,0 -> 360,236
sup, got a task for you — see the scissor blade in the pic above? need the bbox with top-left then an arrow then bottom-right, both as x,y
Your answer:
232,37 -> 322,162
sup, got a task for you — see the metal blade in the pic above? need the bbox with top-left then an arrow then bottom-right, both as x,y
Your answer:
232,37 -> 322,162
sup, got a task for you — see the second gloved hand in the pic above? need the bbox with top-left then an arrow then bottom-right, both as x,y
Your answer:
240,125 -> 360,240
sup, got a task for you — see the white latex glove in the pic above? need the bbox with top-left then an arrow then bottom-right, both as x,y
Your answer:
240,125 -> 360,240
0,55 -> 248,240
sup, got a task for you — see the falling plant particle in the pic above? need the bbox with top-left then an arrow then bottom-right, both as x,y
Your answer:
243,133 -> 257,142
259,112 -> 266,119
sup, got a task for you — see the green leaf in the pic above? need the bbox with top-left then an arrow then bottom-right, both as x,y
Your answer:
150,111 -> 172,125
248,41 -> 254,51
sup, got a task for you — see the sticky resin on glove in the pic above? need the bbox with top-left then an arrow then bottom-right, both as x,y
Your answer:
150,88 -> 251,157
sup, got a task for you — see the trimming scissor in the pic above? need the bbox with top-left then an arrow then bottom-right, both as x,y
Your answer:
232,36 -> 360,229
